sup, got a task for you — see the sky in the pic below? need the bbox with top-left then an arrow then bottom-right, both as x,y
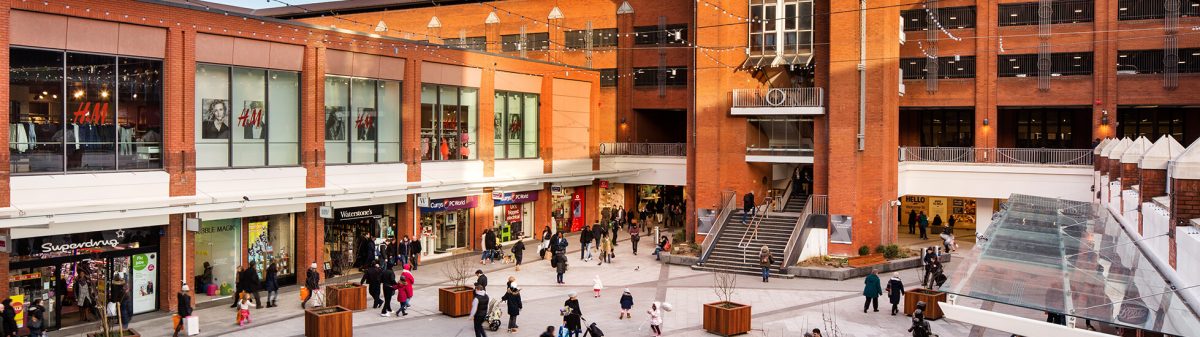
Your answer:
202,0 -> 330,10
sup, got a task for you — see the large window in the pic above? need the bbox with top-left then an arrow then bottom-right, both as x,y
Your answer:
746,117 -> 814,157
748,0 -> 814,56
1010,109 -> 1076,148
564,28 -> 617,49
919,109 -> 974,147
1118,108 -> 1186,141
633,67 -> 688,87
195,64 -> 299,168
599,69 -> 617,87
420,84 -> 479,161
9,48 -> 163,174
901,56 -> 977,79
998,52 -> 1093,77
501,33 -> 550,52
634,24 -> 689,45
1117,49 -> 1200,74
324,76 -> 402,164
493,91 -> 539,159
445,36 -> 487,51
901,6 -> 977,31
1118,0 -> 1200,20
998,0 -> 1094,26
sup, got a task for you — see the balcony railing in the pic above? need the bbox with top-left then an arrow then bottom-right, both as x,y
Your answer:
732,87 -> 824,108
899,147 -> 1093,166
599,143 -> 686,156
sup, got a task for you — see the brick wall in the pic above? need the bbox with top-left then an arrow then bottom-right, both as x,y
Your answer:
1169,178 -> 1200,268
1120,163 -> 1139,191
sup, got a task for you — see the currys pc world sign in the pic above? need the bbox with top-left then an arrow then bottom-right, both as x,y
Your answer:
420,196 -> 479,212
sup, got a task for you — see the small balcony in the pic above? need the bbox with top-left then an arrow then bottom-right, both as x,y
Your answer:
599,143 -> 686,157
731,87 -> 825,116
898,147 -> 1093,166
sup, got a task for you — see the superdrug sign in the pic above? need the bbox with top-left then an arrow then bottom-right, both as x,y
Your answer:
13,227 -> 159,258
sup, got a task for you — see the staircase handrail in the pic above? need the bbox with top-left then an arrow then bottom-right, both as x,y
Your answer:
739,197 -> 777,264
778,178 -> 795,212
698,190 -> 737,264
780,194 -> 819,269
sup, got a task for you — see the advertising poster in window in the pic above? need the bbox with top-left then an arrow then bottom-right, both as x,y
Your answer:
356,107 -> 377,140
325,106 -> 346,140
201,98 -> 231,139
248,221 -> 271,275
239,100 -> 265,139
8,294 -> 22,328
928,197 -> 948,223
131,252 -> 158,314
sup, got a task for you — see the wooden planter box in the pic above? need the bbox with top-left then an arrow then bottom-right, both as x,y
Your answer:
305,306 -> 352,337
703,301 -> 752,336
326,284 -> 368,311
904,288 -> 947,320
86,329 -> 141,337
847,254 -> 886,268
438,286 -> 475,317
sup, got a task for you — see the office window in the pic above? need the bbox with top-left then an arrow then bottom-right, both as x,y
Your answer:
564,28 -> 617,49
918,109 -> 974,147
998,52 -> 1092,77
9,48 -> 164,174
445,36 -> 487,51
493,91 -> 539,159
195,65 -> 300,168
633,24 -> 689,45
324,75 -> 402,164
749,0 -> 814,56
501,33 -> 550,52
901,6 -> 977,31
1118,0 -> 1200,20
600,69 -> 617,87
1011,109 -> 1075,148
633,67 -> 687,87
998,0 -> 1094,26
420,84 -> 478,161
1117,48 -> 1200,74
1118,108 -> 1185,141
901,56 -> 977,79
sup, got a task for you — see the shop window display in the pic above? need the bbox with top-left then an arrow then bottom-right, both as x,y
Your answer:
246,214 -> 295,283
9,47 -> 163,173
420,196 -> 478,253
324,205 -> 396,277
323,76 -> 402,164
195,219 -> 241,299
420,84 -> 479,161
492,191 -> 538,242
194,64 -> 299,168
492,91 -> 539,159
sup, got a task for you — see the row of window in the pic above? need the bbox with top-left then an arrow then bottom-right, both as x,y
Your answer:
564,29 -> 618,49
900,0 -> 1200,30
906,107 -> 1197,148
902,50 -> 1200,78
632,67 -> 689,87
450,25 -> 688,53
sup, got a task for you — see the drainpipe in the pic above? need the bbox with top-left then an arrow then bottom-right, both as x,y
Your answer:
857,0 -> 867,151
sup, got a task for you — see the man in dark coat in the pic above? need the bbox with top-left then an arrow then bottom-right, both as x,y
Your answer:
243,265 -> 264,309
907,210 -> 917,234
886,273 -> 904,315
397,236 -> 412,269
591,223 -> 605,251
357,233 -> 376,270
610,220 -> 620,247
230,265 -> 244,308
918,211 -> 929,240
408,237 -> 422,271
475,270 -> 488,290
380,267 -> 397,316
362,262 -> 383,308
742,191 -> 756,223
579,225 -> 594,261
485,229 -> 499,263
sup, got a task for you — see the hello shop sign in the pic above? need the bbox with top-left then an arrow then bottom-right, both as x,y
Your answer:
420,196 -> 479,212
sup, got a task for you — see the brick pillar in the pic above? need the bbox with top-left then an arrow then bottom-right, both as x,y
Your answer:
160,215 -> 195,311
1168,178 -> 1200,269
535,188 -> 552,237
0,0 -> 13,301
296,43 -> 327,287
296,203 -> 326,287
161,26 -> 196,312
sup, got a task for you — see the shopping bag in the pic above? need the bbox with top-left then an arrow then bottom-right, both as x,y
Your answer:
300,287 -> 310,302
172,314 -> 181,329
184,316 -> 200,336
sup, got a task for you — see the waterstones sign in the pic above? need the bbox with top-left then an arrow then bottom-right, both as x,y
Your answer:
420,196 -> 478,212
335,205 -> 385,221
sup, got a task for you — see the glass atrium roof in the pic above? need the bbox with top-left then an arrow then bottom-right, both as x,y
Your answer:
942,194 -> 1200,335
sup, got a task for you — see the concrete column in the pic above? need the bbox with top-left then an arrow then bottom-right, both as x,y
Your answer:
975,198 -> 994,236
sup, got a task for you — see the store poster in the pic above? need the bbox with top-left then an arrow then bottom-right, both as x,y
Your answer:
239,100 -> 266,139
571,191 -> 585,232
248,221 -> 271,276
131,253 -> 158,314
8,294 -> 22,328
928,197 -> 948,223
505,204 -> 522,223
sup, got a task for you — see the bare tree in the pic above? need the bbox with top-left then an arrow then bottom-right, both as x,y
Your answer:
712,271 -> 738,303
442,254 -> 474,289
821,305 -> 842,337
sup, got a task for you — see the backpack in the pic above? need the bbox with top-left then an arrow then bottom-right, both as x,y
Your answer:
587,322 -> 605,337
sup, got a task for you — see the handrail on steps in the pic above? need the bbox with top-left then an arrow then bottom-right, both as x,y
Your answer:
698,190 -> 737,264
779,194 -> 820,270
739,197 -> 777,264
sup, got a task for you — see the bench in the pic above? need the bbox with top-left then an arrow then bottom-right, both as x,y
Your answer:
846,254 -> 887,268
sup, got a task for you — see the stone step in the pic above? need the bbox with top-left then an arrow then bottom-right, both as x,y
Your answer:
690,264 -> 794,279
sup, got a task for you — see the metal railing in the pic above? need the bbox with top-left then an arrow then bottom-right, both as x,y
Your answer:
898,147 -> 1093,165
738,197 -> 780,264
780,194 -> 827,269
599,143 -> 686,156
698,190 -> 737,264
732,87 -> 825,108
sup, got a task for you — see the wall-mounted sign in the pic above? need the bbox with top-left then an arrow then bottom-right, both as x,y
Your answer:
420,196 -> 478,213
318,206 -> 334,219
13,228 -> 160,259
416,195 -> 430,208
493,191 -> 539,206
599,180 -> 609,189
334,205 -> 383,221
830,215 -> 853,244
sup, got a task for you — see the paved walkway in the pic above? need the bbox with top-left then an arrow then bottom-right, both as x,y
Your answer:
52,228 -> 1030,336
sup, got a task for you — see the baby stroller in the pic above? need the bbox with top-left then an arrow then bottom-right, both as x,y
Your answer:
486,299 -> 505,331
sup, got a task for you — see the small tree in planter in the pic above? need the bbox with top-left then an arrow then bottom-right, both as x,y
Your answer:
438,255 -> 475,317
702,271 -> 751,336
88,302 -> 140,337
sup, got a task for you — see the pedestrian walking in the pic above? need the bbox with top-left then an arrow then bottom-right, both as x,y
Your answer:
886,272 -> 904,315
397,236 -> 412,268
264,261 -> 279,307
758,245 -> 774,282
921,248 -> 937,288
554,252 -> 569,284
618,288 -> 633,319
592,275 -> 604,298
236,293 -> 253,326
741,191 -> 756,223
27,299 -> 45,337
173,285 -> 192,337
540,226 -> 553,260
481,231 -> 492,264
394,268 -> 413,317
648,302 -> 664,337
918,211 -> 929,240
580,225 -> 594,261
511,239 -> 526,271
611,220 -> 620,246
598,234 -> 613,265
302,263 -> 322,309
475,270 -> 488,290
591,222 -> 605,252
409,236 -> 423,271
629,224 -> 641,255
863,269 -> 882,313
501,277 -> 522,333
907,209 -> 917,234
562,292 -> 583,337
243,265 -> 263,309
469,284 -> 490,337
362,262 -> 383,308
380,266 -> 397,316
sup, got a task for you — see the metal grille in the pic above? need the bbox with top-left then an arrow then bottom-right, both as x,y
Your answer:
633,67 -> 687,87
1165,0 -> 1181,89
902,57 -> 976,79
998,0 -> 1095,26
901,6 -> 977,31
1000,52 -> 1093,77
1037,0 -> 1052,90
1118,0 -> 1200,20
925,0 -> 939,92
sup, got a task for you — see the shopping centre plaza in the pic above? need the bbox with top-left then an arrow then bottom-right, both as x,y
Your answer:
0,0 -> 1198,335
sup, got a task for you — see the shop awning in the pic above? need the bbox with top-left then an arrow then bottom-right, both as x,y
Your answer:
941,194 -> 1200,335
